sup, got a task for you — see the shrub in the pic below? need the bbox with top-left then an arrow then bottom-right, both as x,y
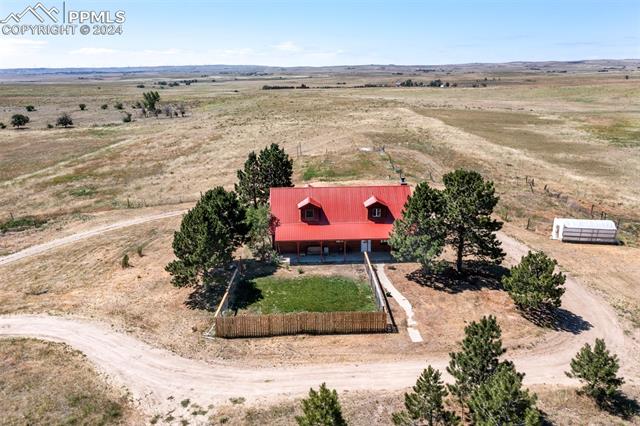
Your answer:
0,122 -> 6,129
47,123 -> 54,129
566,339 -> 624,405
121,254 -> 131,268
122,112 -> 132,123
11,114 -> 29,128
136,84 -> 145,88
25,105 -> 36,112
56,113 -> 73,128
101,104 -> 108,110
136,245 -> 144,257
114,102 -> 124,110
79,103 -> 86,111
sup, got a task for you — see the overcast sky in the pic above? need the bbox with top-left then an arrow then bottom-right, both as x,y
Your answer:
0,0 -> 638,68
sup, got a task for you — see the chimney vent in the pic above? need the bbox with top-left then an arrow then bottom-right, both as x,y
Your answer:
400,176 -> 407,185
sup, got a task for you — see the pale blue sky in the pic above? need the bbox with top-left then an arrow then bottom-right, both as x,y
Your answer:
1,0 -> 638,68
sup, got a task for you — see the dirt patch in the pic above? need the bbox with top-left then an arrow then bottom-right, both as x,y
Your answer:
385,262 -> 546,354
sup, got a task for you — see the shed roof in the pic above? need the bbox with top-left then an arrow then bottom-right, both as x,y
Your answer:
553,218 -> 617,230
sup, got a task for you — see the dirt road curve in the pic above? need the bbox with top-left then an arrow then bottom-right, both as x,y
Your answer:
0,210 -> 185,267
0,221 -> 637,415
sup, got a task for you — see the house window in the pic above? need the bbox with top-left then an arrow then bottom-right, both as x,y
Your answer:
304,209 -> 315,220
372,207 -> 382,218
380,239 -> 388,245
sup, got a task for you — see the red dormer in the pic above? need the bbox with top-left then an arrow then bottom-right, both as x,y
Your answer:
297,196 -> 322,222
363,195 -> 388,222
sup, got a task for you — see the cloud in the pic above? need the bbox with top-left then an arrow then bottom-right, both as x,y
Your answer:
273,41 -> 302,52
69,47 -> 118,55
0,38 -> 47,55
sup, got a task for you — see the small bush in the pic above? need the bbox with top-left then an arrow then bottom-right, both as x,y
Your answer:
25,105 -> 36,112
79,103 -> 86,111
136,245 -> 144,257
180,398 -> 190,408
136,84 -> 145,88
114,102 -> 124,110
121,254 -> 131,268
47,123 -> 54,129
11,114 -> 29,128
0,122 -> 6,129
56,113 -> 73,128
101,104 -> 108,110
122,112 -> 132,123
297,267 -> 304,274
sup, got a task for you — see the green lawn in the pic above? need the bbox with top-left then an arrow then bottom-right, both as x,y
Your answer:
234,274 -> 377,314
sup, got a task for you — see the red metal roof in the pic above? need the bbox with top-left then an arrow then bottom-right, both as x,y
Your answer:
363,195 -> 386,208
270,185 -> 411,242
297,196 -> 322,209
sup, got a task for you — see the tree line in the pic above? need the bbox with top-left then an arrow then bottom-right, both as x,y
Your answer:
296,317 -> 626,425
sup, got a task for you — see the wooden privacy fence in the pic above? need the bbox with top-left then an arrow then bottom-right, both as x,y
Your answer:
215,311 -> 387,338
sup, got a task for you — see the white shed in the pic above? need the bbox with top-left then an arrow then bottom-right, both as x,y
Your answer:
551,218 -> 618,244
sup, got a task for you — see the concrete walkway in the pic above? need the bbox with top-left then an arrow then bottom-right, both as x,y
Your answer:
375,264 -> 424,343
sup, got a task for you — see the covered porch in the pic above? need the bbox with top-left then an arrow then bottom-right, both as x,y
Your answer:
276,239 -> 393,265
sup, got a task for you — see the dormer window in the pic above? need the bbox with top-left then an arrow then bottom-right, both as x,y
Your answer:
364,195 -> 388,221
371,207 -> 382,218
297,196 -> 322,223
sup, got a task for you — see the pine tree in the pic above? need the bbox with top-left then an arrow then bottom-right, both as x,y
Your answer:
245,204 -> 279,263
468,363 -> 541,426
447,316 -> 507,408
392,366 -> 460,426
502,251 -> 566,317
165,187 -> 248,287
296,383 -> 347,426
566,339 -> 624,405
441,169 -> 504,273
389,182 -> 445,273
235,144 -> 293,207
235,152 -> 262,207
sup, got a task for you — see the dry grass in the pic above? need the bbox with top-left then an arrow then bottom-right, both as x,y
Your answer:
0,338 -> 141,425
208,385 -> 640,425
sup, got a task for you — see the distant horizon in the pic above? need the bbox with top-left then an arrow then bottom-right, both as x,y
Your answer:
1,57 -> 638,73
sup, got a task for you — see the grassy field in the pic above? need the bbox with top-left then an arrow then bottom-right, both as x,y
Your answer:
234,274 -> 377,314
0,338 -> 140,425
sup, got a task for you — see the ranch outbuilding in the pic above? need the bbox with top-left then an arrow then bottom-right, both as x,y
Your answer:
551,218 -> 618,244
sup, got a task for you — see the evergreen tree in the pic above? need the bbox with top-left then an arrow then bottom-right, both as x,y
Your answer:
392,366 -> 460,426
165,187 -> 248,287
246,204 -> 279,263
235,152 -> 262,207
441,170 -> 504,273
296,383 -> 347,426
389,182 -> 445,273
502,251 -> 566,316
447,316 -> 507,407
468,363 -> 541,426
566,339 -> 624,405
235,144 -> 293,207
258,143 -> 294,190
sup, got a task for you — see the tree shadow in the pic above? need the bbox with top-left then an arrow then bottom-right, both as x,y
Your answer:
184,278 -> 228,312
405,261 -> 509,294
600,392 -> 640,420
230,279 -> 263,311
521,307 -> 592,335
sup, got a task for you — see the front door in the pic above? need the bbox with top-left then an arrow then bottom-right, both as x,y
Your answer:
360,239 -> 371,252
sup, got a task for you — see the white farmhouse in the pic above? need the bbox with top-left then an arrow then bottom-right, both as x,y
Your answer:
551,218 -> 618,244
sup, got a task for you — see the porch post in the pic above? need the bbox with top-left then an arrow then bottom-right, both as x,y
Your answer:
296,241 -> 300,262
320,241 -> 324,262
343,240 -> 346,261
